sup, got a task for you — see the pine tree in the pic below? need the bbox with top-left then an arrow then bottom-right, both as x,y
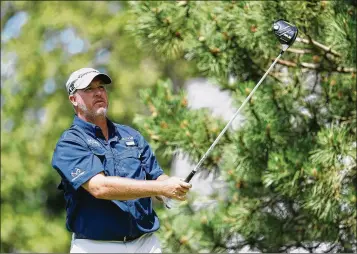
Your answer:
129,1 -> 356,252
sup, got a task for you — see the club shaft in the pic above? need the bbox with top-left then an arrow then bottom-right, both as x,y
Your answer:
163,52 -> 284,209
185,52 -> 284,182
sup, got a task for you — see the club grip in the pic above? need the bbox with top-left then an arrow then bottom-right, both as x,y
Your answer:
161,171 -> 196,209
184,171 -> 196,183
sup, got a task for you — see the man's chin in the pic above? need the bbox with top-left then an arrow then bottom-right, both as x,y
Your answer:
95,107 -> 107,117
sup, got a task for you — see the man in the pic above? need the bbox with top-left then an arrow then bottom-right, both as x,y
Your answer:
52,68 -> 192,253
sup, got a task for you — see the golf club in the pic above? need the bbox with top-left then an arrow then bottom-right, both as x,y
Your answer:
162,19 -> 298,209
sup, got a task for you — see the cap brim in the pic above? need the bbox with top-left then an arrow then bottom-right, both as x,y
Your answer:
75,73 -> 112,90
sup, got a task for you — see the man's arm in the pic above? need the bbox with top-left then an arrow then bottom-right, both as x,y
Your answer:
52,136 -> 191,201
155,174 -> 170,201
156,174 -> 170,181
82,172 -> 191,201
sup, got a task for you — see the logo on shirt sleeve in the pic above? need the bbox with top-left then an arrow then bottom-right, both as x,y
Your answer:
71,168 -> 85,180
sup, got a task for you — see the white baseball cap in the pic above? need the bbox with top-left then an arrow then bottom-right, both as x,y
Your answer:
65,67 -> 112,94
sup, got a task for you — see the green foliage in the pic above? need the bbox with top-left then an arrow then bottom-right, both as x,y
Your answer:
130,1 -> 357,253
129,1 -> 356,87
134,79 -> 228,173
325,1 -> 357,66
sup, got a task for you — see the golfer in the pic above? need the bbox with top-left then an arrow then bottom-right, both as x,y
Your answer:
52,68 -> 192,253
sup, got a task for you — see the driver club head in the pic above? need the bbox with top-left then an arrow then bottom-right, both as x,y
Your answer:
273,19 -> 298,51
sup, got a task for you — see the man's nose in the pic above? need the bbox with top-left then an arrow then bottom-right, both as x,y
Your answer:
93,87 -> 102,96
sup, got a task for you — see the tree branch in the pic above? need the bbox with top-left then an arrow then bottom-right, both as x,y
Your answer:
274,59 -> 357,73
295,37 -> 342,57
300,62 -> 319,69
276,59 -> 297,67
335,66 -> 357,73
286,48 -> 313,54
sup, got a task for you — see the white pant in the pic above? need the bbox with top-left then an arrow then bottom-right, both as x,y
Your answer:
70,233 -> 162,253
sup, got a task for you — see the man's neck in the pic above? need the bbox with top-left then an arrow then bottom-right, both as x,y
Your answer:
78,113 -> 109,141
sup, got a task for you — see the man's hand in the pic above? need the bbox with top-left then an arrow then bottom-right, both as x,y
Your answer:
159,176 -> 192,201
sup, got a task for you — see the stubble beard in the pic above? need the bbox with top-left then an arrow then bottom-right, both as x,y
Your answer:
78,103 -> 108,121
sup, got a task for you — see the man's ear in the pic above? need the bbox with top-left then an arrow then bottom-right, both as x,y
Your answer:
69,94 -> 78,107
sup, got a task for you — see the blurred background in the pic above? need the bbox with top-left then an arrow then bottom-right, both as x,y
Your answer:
1,1 -> 356,253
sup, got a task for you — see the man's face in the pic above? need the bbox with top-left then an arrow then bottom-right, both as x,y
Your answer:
69,77 -> 109,118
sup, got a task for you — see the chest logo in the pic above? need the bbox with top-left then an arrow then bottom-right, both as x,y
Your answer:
125,140 -> 136,146
87,138 -> 101,147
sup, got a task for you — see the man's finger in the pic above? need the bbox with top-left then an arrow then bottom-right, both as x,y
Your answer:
176,189 -> 187,195
171,192 -> 186,201
179,181 -> 192,189
176,195 -> 186,201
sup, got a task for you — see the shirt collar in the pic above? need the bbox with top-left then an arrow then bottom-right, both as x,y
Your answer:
73,115 -> 120,140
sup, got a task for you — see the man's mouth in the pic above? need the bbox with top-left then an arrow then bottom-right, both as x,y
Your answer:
94,100 -> 105,105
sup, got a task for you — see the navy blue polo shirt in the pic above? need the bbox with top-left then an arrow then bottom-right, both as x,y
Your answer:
51,115 -> 164,241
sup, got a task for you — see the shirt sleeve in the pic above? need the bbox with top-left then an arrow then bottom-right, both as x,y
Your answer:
137,135 -> 164,181
52,138 -> 105,190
